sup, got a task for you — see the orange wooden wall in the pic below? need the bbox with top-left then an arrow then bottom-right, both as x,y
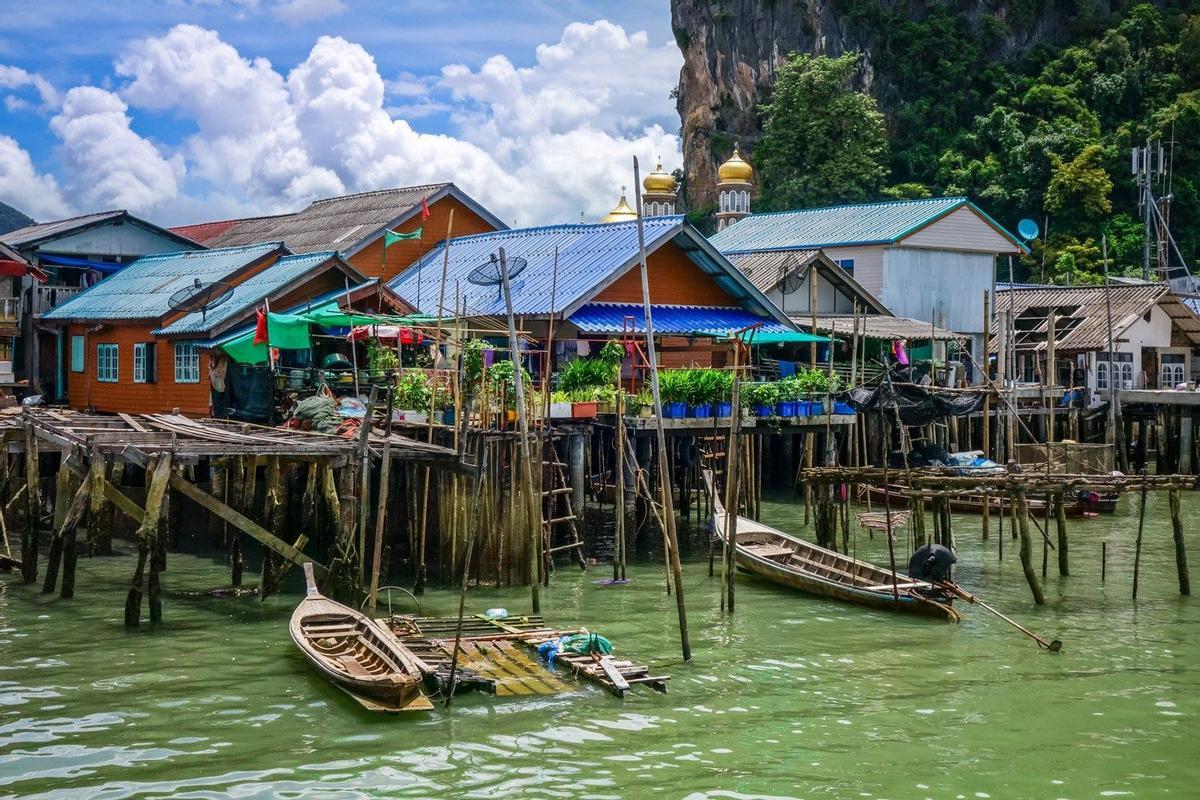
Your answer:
66,323 -> 213,415
594,240 -> 739,306
349,195 -> 500,285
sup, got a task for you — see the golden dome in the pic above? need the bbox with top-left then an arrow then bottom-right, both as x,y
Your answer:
642,159 -> 677,193
601,190 -> 638,223
718,143 -> 753,183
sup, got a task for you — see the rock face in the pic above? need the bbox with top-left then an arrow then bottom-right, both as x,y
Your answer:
670,0 -> 1135,213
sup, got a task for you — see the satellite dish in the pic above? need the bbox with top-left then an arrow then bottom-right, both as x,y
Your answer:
468,253 -> 528,300
168,278 -> 235,321
1017,218 -> 1040,241
778,253 -> 806,295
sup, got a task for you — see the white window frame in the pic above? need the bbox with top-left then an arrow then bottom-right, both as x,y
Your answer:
1095,360 -> 1108,390
134,343 -> 150,383
97,344 -> 118,383
174,342 -> 200,384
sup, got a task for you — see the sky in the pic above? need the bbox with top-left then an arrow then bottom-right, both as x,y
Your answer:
0,0 -> 681,229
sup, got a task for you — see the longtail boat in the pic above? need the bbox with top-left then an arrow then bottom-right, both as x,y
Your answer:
704,472 -> 959,622
858,483 -> 1048,514
290,563 -> 433,712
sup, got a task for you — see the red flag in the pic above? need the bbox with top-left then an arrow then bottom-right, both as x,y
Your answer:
421,195 -> 430,219
253,307 -> 268,345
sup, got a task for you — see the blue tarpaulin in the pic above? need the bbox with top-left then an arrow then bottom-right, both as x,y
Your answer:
36,253 -> 126,273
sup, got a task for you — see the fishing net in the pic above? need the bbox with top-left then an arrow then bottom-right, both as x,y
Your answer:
843,381 -> 986,426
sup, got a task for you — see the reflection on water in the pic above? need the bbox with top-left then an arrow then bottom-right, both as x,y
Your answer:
0,492 -> 1197,798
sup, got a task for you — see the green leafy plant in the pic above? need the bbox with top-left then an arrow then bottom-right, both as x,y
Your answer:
463,339 -> 488,389
741,381 -> 780,409
395,371 -> 430,409
657,369 -> 690,404
487,359 -> 532,407
366,338 -> 399,373
550,390 -> 572,404
559,346 -> 621,392
688,369 -> 724,406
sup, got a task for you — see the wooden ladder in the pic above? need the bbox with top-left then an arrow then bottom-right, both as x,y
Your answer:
542,437 -> 586,569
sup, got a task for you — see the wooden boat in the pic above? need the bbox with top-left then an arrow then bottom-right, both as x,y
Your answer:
290,563 -> 432,712
704,472 -> 959,621
858,483 -> 1048,514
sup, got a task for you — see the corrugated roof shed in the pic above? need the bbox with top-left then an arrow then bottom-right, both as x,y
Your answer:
0,210 -> 127,248
155,251 -> 343,335
993,284 -> 1200,351
803,314 -> 965,341
43,242 -> 284,322
169,218 -> 245,245
725,247 -> 890,314
710,196 -> 1023,253
570,302 -> 791,336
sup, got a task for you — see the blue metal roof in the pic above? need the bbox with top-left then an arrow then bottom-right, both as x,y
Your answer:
206,279 -> 382,348
569,302 -> 790,336
388,216 -> 685,317
43,241 -> 284,322
155,251 -> 337,335
710,197 -> 1026,253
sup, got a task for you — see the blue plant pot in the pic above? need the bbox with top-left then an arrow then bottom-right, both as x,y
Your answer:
755,404 -> 774,417
442,408 -> 456,424
833,401 -> 854,415
664,401 -> 688,419
690,403 -> 713,418
809,401 -> 825,415
716,401 -> 733,418
776,401 -> 797,418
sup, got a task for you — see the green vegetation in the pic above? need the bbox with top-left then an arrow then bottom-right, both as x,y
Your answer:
753,3 -> 1200,282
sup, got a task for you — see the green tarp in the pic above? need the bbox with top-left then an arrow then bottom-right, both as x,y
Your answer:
221,312 -> 313,364
742,329 -> 832,345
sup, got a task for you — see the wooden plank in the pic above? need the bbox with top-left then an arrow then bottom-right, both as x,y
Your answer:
598,655 -> 630,694
166,472 -> 327,577
119,413 -> 148,433
61,456 -> 145,524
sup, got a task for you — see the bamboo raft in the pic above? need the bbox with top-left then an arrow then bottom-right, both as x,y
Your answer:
385,614 -> 669,698
290,564 -> 433,712
705,472 -> 959,621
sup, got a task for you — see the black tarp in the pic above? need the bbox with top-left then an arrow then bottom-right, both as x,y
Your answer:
844,381 -> 986,426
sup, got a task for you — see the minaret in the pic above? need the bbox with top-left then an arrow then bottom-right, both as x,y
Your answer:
641,158 -> 678,217
601,187 -> 638,223
716,143 -> 753,231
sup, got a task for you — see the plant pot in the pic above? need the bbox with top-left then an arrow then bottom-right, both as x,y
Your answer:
833,401 -> 854,415
638,406 -> 653,418
506,409 -> 518,423
571,401 -> 597,419
808,401 -> 825,416
549,402 -> 572,419
663,401 -> 688,419
595,401 -> 615,414
690,403 -> 713,418
397,410 -> 427,425
716,401 -> 733,418
755,404 -> 774,417
441,408 -> 456,425
776,401 -> 797,418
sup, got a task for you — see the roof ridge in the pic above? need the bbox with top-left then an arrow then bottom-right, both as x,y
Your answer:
137,240 -> 284,261
2,209 -> 125,238
308,183 -> 451,207
735,196 -> 965,220
432,214 -> 683,245
173,212 -> 293,229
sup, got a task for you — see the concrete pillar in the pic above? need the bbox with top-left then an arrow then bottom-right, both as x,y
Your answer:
1182,410 -> 1194,475
568,432 -> 586,527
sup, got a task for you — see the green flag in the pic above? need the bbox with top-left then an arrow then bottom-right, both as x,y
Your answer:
384,228 -> 422,247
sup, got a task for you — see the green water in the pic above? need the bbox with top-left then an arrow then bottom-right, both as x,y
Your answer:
1,492 -> 1197,799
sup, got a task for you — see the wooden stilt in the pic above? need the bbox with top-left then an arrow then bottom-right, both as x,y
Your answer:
1169,488 -> 1190,596
42,460 -> 74,593
1013,484 -> 1045,605
1132,475 -> 1148,601
1054,491 -> 1069,577
21,421 -> 40,584
126,453 -> 172,627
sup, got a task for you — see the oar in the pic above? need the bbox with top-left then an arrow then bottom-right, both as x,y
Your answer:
940,581 -> 1062,652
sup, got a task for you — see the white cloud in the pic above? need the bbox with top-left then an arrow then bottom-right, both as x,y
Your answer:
271,0 -> 346,24
49,86 -> 180,213
0,135 -> 70,220
14,19 -> 684,227
0,64 -> 59,109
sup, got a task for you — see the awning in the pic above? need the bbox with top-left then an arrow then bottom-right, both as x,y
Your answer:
744,329 -> 833,345
348,324 -> 422,344
569,302 -> 794,337
36,253 -> 126,274
0,259 -> 47,282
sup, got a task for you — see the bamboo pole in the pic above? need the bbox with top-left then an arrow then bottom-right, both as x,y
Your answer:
614,377 -> 626,582
357,387 -> 378,585
1169,488 -> 1190,595
367,439 -> 392,616
721,339 -> 742,613
1132,474 -> 1148,600
632,156 -> 689,661
1054,490 -> 1069,577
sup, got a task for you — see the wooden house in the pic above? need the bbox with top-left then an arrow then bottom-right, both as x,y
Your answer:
993,283 -> 1200,400
711,197 -> 1027,365
173,183 -> 506,284
388,215 -> 795,375
40,242 -> 382,415
1,210 -> 201,395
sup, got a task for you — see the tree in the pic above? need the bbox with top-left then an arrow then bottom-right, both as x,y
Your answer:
755,52 -> 889,209
1045,144 -> 1113,224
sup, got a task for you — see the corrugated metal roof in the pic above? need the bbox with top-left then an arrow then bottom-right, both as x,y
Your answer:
199,183 -> 507,256
168,218 -> 244,244
570,302 -> 790,336
0,210 -> 126,247
389,216 -> 687,317
725,247 -> 891,315
710,196 -> 1021,253
156,251 -> 337,335
803,314 -> 965,341
993,284 -> 1200,351
43,241 -> 285,322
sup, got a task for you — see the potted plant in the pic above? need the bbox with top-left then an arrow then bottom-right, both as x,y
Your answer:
634,390 -> 654,417
366,337 -> 399,385
741,381 -> 779,417
714,370 -> 734,417
775,376 -> 802,417
568,389 -> 598,419
592,385 -> 618,414
549,390 -> 573,418
689,369 -> 722,418
658,370 -> 689,418
395,371 -> 430,424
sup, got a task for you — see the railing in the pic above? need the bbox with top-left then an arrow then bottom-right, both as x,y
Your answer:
32,285 -> 84,315
0,297 -> 19,324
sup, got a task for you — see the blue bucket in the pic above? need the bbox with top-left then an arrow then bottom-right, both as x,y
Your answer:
755,404 -> 774,417
716,401 -> 733,418
833,401 -> 854,415
664,401 -> 688,419
776,401 -> 797,418
690,403 -> 713,418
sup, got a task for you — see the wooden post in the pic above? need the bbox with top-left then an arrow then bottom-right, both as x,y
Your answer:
357,387 -> 378,587
615,391 -> 626,582
367,442 -> 392,616
21,419 -> 39,584
1102,540 -> 1107,583
1169,488 -> 1190,595
1054,490 -> 1069,577
1132,474 -> 1148,600
42,460 -> 74,593
721,340 -> 742,613
632,157 -> 689,660
126,453 -> 172,627
1013,483 -> 1045,605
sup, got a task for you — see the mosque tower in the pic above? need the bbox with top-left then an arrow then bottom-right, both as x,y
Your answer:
715,144 -> 753,231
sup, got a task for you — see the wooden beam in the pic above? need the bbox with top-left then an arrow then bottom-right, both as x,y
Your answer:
62,456 -> 145,524
119,413 -> 148,433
